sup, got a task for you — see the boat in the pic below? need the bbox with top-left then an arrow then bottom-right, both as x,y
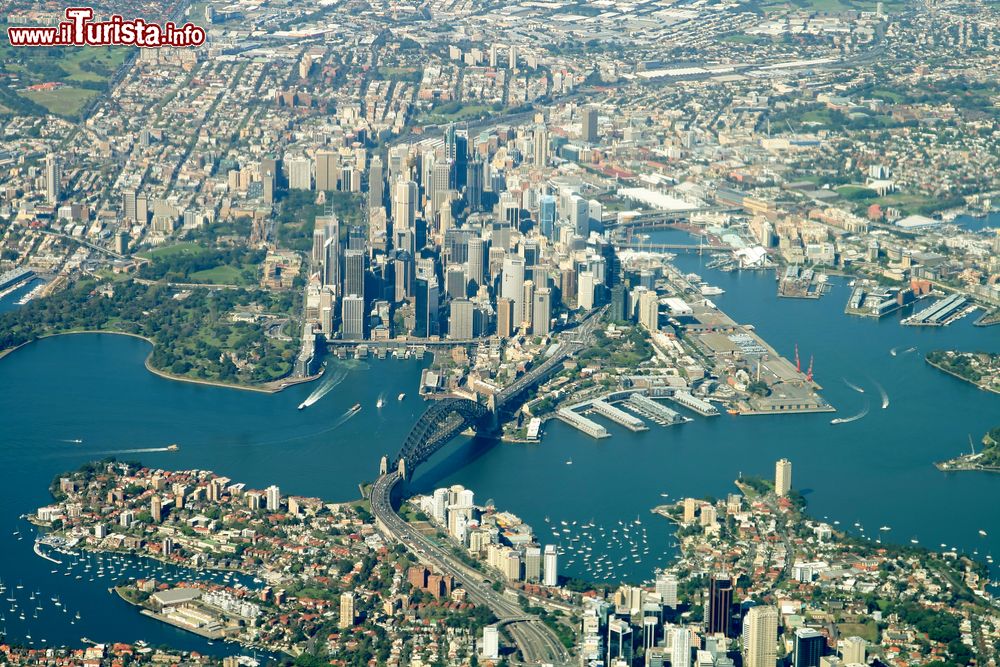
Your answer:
398,393 -> 405,401
980,530 -> 988,537
880,526 -> 891,531
376,397 -> 385,408
699,284 -> 725,296
565,459 -> 573,465
166,444 -> 179,452
350,403 -> 361,412
297,402 -> 307,410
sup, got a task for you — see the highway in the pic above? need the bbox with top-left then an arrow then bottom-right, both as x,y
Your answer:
371,473 -> 571,665
367,308 -> 607,664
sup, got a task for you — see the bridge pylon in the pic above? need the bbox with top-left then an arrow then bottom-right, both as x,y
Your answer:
379,455 -> 388,476
397,457 -> 407,480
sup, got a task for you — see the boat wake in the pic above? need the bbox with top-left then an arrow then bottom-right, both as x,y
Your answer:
334,405 -> 363,427
902,346 -> 917,354
843,378 -> 865,394
59,439 -> 84,444
830,402 -> 870,425
95,447 -> 177,455
298,367 -> 348,410
873,380 -> 889,409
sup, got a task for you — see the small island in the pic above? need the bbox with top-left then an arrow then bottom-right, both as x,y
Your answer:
925,349 -> 1000,394
935,426 -> 1000,473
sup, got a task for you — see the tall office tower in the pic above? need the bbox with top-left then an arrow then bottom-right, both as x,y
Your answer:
414,277 -> 439,337
449,299 -> 474,339
136,194 -> 149,225
577,271 -> 596,310
522,240 -> 540,275
265,485 -> 281,511
288,157 -> 312,190
444,228 -> 472,266
610,284 -> 626,321
466,156 -> 484,212
393,179 -> 418,231
671,627 -> 691,667
532,288 -> 552,335
508,44 -> 517,69
45,153 -> 61,205
521,280 -> 534,329
343,249 -> 365,301
775,458 -> 792,496
261,161 -> 276,204
393,252 -> 413,301
339,592 -> 355,629
348,226 -> 365,251
467,236 -> 487,287
123,189 -> 137,220
638,290 -> 659,332
501,256 -> 526,327
570,196 -> 590,236
743,606 -> 779,667
707,574 -> 734,636
445,266 -> 467,300
341,295 -> 365,340
311,227 -> 327,266
543,544 -> 558,586
839,636 -> 866,664
581,106 -> 599,144
533,124 -> 549,166
607,618 -> 633,666
323,238 -> 341,290
369,155 -> 384,210
482,626 -> 499,660
794,628 -> 826,667
496,297 -> 514,338
339,164 -> 356,192
430,160 -> 453,212
524,546 -> 542,582
655,572 -> 678,608
539,194 -> 557,239
315,150 -> 338,191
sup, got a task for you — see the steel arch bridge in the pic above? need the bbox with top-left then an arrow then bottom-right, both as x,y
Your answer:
390,397 -> 490,478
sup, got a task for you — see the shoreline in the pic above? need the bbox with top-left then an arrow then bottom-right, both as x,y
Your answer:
925,355 -> 1000,396
0,330 -> 320,394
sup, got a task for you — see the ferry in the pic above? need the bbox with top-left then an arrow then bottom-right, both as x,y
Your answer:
398,393 -> 406,401
350,403 -> 362,412
699,284 -> 725,296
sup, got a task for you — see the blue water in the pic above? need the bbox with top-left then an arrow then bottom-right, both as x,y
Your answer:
956,211 -> 1000,232
0,242 -> 998,649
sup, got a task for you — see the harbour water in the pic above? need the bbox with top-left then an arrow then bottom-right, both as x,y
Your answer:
1,242 -> 999,650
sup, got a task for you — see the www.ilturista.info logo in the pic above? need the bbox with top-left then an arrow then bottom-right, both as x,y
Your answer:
7,7 -> 206,47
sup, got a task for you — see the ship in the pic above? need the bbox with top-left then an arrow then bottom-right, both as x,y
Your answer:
166,444 -> 180,452
350,403 -> 361,412
699,284 -> 725,296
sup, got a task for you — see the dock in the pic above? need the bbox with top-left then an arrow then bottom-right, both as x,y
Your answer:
555,408 -> 610,439
670,391 -> 719,416
587,400 -> 648,432
902,293 -> 971,326
777,265 -> 829,299
625,393 -> 690,426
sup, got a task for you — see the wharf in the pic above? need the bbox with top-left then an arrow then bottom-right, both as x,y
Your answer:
902,294 -> 973,326
777,265 -> 829,299
586,400 -> 648,432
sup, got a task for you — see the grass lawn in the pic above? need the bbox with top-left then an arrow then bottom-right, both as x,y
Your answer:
836,621 -> 878,643
23,86 -> 96,117
61,48 -> 129,83
188,265 -> 252,285
139,242 -> 206,259
420,103 -> 494,124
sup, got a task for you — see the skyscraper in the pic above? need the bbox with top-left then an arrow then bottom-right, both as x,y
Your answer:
539,194 -> 557,240
524,546 -> 542,582
449,299 -> 474,339
342,295 -> 365,340
393,179 -> 418,230
543,544 -> 557,586
414,277 -> 439,338
607,618 -> 633,666
655,572 -> 678,608
343,249 -> 365,302
45,153 -> 61,205
288,157 -> 312,190
743,605 -> 779,667
794,628 -> 826,667
501,255 -> 526,328
533,124 -> 549,166
467,236 -> 487,287
339,591 -> 355,629
707,574 -> 734,636
482,626 -> 499,660
776,458 -> 792,497
315,150 -> 337,191
496,297 -> 514,338
570,195 -> 590,236
839,636 -> 866,664
638,290 -> 659,332
532,288 -> 552,335
582,106 -> 599,144
369,155 -> 384,211
265,485 -> 281,511
671,626 -> 691,667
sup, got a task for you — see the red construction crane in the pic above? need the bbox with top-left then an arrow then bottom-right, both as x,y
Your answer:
794,344 -> 801,373
806,355 -> 814,382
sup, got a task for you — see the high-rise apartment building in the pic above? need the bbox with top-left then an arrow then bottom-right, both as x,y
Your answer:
744,605 -> 779,667
776,458 -> 792,497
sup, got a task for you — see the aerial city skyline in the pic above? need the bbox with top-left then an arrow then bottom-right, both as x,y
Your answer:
0,0 -> 999,665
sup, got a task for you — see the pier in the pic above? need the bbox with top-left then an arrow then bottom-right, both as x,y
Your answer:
625,393 -> 689,426
670,391 -> 719,416
588,400 -> 648,432
902,293 -> 969,326
555,408 -> 610,439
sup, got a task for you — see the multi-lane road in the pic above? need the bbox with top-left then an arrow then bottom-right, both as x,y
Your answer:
370,472 -> 572,665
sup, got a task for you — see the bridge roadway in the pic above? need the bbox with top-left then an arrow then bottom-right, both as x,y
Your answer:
369,308 -> 607,664
371,473 -> 571,665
